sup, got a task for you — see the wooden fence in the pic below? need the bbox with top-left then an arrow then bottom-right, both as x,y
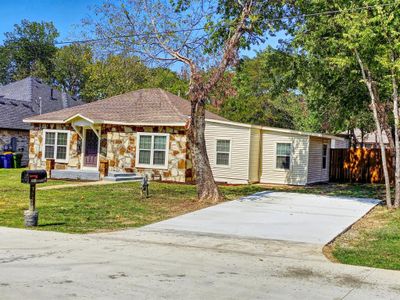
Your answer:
329,148 -> 395,184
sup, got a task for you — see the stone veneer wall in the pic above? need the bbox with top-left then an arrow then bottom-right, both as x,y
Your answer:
102,125 -> 189,182
0,129 -> 29,166
28,123 -> 193,182
29,123 -> 82,170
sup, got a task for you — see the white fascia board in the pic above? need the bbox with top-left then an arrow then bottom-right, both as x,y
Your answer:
205,118 -> 261,129
23,119 -> 65,124
262,126 -> 346,141
205,118 -> 345,141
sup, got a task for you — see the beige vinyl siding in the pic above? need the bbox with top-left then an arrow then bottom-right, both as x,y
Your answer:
260,130 -> 309,185
205,121 -> 251,184
307,137 -> 330,184
248,127 -> 261,183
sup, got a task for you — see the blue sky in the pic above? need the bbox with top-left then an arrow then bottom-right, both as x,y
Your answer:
0,0 -> 98,43
0,0 -> 284,59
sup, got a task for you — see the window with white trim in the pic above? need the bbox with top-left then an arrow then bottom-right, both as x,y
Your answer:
276,143 -> 291,169
322,144 -> 328,169
216,139 -> 231,166
43,130 -> 69,162
137,133 -> 169,168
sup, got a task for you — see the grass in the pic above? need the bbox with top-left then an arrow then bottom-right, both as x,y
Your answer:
0,168 -> 265,233
2,169 -> 400,270
325,205 -> 400,270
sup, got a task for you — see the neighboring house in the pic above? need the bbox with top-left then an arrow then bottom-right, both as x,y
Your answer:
24,88 -> 341,185
331,128 -> 390,149
0,77 -> 83,166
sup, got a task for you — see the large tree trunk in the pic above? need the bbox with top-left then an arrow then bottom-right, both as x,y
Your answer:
355,50 -> 392,208
391,60 -> 400,209
187,79 -> 223,202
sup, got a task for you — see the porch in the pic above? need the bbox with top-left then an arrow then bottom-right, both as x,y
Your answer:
51,169 -> 143,182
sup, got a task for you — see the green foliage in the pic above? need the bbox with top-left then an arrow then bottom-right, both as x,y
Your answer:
290,0 -> 400,133
1,19 -> 59,83
220,47 -> 310,130
52,44 -> 93,97
81,55 -> 188,101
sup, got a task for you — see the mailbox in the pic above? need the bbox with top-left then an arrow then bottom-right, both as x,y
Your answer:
21,170 -> 47,184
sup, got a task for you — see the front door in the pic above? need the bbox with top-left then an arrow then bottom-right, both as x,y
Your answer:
84,129 -> 99,167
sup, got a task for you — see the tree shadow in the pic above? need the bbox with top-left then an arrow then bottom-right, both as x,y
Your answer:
37,222 -> 66,227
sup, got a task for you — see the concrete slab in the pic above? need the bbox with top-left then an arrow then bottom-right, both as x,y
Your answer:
146,191 -> 380,244
1,226 -> 399,299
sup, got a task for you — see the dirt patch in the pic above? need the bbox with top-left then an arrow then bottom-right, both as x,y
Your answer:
280,267 -> 321,279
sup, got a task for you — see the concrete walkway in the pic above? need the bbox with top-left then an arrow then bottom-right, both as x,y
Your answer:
38,179 -> 129,190
146,191 -> 380,244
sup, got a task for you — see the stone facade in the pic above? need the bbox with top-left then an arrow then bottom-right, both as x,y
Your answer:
102,125 -> 188,182
0,129 -> 29,166
29,123 -> 81,170
28,123 -> 193,182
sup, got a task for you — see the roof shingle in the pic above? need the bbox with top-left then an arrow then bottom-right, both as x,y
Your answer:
24,88 -> 227,124
0,77 -> 84,130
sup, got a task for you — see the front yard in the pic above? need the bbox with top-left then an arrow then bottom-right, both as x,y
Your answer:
1,168 -> 399,270
0,169 -> 264,233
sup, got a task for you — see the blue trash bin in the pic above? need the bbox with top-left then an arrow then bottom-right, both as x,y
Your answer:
0,155 -> 3,168
3,154 -> 13,169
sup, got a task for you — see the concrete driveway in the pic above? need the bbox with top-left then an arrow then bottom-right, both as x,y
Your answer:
146,191 -> 380,244
1,191 -> 399,299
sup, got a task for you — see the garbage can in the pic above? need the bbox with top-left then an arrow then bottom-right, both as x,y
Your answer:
3,154 -> 13,169
13,153 -> 23,168
0,155 -> 3,168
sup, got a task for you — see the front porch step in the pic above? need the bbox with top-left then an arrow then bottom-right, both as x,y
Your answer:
104,171 -> 143,182
51,169 -> 100,181
108,171 -> 140,178
103,175 -> 143,182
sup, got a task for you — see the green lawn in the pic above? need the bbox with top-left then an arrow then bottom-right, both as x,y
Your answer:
0,169 -> 265,233
1,169 -> 399,271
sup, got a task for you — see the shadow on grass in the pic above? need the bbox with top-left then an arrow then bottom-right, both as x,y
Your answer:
37,222 -> 66,227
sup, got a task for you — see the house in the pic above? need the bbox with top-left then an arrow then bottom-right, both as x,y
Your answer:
0,77 -> 83,166
331,128 -> 389,149
24,88 -> 341,185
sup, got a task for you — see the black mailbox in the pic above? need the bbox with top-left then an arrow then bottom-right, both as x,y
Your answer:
21,170 -> 47,184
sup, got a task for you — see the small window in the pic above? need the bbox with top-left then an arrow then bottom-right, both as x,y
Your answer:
216,139 -> 231,166
137,133 -> 169,168
276,143 -> 291,169
322,144 -> 328,169
43,130 -> 69,162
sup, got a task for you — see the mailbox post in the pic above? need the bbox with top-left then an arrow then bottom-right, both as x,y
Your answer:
140,175 -> 149,198
21,170 -> 47,227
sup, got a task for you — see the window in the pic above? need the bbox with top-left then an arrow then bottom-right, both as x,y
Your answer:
137,133 -> 169,168
43,130 -> 69,162
322,144 -> 328,169
216,139 -> 231,166
276,143 -> 291,169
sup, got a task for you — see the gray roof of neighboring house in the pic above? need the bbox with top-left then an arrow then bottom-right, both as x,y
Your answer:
0,77 -> 84,130
24,88 -> 227,125
341,128 -> 389,145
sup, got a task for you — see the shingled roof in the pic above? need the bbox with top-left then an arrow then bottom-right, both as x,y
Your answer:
0,98 -> 35,130
24,88 -> 227,125
0,77 -> 84,130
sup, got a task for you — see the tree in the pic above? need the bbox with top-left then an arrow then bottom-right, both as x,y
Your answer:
147,67 -> 188,97
220,47 -> 309,130
88,0 -> 291,201
52,44 -> 93,97
1,20 -> 59,83
292,0 -> 400,208
81,55 -> 151,101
